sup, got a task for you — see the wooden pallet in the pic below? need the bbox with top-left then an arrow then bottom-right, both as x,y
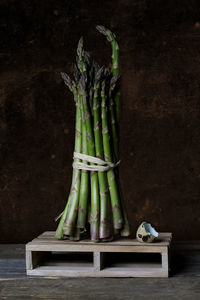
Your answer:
26,231 -> 172,277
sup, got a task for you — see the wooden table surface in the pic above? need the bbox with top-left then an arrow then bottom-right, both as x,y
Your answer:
0,243 -> 200,299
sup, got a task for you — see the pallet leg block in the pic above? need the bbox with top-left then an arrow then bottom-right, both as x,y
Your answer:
26,232 -> 172,277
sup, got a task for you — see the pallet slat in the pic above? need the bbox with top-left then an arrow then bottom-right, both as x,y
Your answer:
35,232 -> 171,245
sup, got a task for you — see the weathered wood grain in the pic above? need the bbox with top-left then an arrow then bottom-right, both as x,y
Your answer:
1,277 -> 200,300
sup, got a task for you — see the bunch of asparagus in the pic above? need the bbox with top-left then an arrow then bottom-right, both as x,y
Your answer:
55,26 -> 130,242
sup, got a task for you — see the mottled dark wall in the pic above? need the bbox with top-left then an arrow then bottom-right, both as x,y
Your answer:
1,0 -> 200,243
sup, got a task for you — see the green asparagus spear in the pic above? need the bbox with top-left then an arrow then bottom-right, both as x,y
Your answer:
77,88 -> 89,230
93,67 -> 112,239
101,80 -> 123,230
96,25 -> 120,127
55,73 -> 81,238
77,39 -> 100,241
80,73 -> 100,241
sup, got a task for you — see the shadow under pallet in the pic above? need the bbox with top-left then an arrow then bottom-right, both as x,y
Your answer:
26,232 -> 172,277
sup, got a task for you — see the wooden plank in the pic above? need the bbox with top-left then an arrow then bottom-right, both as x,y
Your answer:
0,245 -> 25,259
25,251 -> 32,270
1,277 -> 200,299
26,243 -> 167,253
39,231 -> 172,238
0,259 -> 26,279
93,252 -> 105,271
35,232 -> 172,246
37,231 -> 172,241
43,260 -> 93,267
161,252 -> 169,277
27,266 -> 168,277
33,238 -> 171,247
26,232 -> 171,254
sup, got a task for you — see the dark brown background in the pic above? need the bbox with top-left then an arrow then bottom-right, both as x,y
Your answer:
1,0 -> 200,243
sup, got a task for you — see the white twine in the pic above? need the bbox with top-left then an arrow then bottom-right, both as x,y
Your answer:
55,152 -> 120,221
72,152 -> 120,172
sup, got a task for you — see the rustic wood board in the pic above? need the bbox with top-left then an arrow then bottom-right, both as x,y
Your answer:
26,232 -> 172,277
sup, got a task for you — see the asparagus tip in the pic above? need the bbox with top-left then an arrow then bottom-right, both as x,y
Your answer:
110,74 -> 120,90
96,25 -> 116,42
61,72 -> 72,91
96,25 -> 106,34
95,66 -> 104,82
104,67 -> 111,78
80,72 -> 87,89
84,50 -> 91,65
93,61 -> 100,73
101,79 -> 106,90
77,36 -> 84,56
73,63 -> 80,82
